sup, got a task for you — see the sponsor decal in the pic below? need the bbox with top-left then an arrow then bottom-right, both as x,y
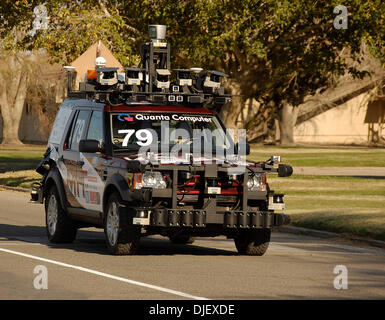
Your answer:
135,114 -> 170,121
118,129 -> 153,147
49,143 -> 105,212
133,113 -> 212,122
118,113 -> 134,122
87,176 -> 98,183
170,114 -> 212,122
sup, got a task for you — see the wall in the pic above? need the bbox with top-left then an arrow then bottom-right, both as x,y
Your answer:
294,91 -> 379,145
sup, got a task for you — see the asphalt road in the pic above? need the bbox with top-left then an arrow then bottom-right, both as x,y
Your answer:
0,189 -> 384,300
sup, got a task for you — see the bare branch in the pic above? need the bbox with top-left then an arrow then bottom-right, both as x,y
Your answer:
97,0 -> 143,38
97,0 -> 111,18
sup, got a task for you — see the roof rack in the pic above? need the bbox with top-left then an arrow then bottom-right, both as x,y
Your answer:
64,25 -> 233,110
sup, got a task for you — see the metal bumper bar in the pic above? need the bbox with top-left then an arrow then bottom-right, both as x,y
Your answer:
133,208 -> 290,228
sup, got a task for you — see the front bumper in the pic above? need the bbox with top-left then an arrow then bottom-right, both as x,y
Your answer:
132,208 -> 290,229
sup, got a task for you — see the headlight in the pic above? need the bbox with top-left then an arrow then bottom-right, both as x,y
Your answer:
133,171 -> 167,189
247,173 -> 266,191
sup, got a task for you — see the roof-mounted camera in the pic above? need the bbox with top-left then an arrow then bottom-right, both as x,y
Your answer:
149,25 -> 167,40
96,67 -> 118,86
67,24 -> 234,109
200,70 -> 229,94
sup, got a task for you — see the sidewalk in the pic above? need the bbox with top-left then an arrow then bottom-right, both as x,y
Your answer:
294,166 -> 385,177
278,225 -> 385,249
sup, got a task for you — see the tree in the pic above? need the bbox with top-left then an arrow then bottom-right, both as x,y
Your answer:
182,0 -> 385,144
0,54 -> 30,144
0,0 -> 124,144
1,0 -> 385,145
0,1 -> 38,144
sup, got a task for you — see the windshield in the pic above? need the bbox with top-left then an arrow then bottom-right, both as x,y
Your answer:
110,112 -> 234,155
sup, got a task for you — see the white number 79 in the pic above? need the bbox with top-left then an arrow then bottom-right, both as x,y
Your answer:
118,129 -> 153,147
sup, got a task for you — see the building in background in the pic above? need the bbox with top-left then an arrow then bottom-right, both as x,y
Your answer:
294,77 -> 385,145
0,41 -> 123,144
70,40 -> 123,88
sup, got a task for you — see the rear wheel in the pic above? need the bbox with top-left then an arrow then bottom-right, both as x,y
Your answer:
234,229 -> 271,256
104,193 -> 140,255
45,185 -> 77,243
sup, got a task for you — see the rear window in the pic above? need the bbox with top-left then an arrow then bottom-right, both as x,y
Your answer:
48,103 -> 73,145
68,110 -> 90,151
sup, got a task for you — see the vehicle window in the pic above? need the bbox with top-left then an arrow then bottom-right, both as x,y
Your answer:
110,112 -> 233,154
63,111 -> 76,150
48,102 -> 73,145
69,110 -> 90,151
86,111 -> 104,143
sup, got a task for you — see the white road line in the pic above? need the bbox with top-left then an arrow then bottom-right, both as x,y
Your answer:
0,248 -> 208,300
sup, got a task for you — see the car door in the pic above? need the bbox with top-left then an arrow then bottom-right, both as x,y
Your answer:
61,109 -> 91,208
78,109 -> 106,213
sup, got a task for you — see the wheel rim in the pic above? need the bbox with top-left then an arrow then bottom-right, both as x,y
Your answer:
47,194 -> 58,235
106,201 -> 119,246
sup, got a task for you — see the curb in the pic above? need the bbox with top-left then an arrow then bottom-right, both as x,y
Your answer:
0,185 -> 29,193
278,225 -> 340,239
278,225 -> 385,249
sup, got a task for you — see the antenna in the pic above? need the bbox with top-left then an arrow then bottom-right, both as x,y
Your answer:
97,40 -> 101,57
63,66 -> 75,93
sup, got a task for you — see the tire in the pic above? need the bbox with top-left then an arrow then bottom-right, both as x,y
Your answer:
104,192 -> 140,255
169,234 -> 195,245
234,229 -> 271,256
45,185 -> 77,243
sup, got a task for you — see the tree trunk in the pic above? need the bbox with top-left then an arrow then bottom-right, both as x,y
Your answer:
1,114 -> 23,144
245,100 -> 276,143
220,80 -> 244,129
0,55 -> 28,145
222,98 -> 244,129
278,102 -> 299,145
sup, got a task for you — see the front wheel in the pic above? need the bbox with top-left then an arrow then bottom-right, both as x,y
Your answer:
104,193 -> 140,255
45,185 -> 77,243
234,229 -> 271,256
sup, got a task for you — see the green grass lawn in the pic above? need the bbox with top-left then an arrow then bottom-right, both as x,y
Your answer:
248,145 -> 385,167
0,169 -> 41,189
0,145 -> 45,172
268,175 -> 385,241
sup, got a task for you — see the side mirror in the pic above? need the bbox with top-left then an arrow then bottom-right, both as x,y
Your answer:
278,164 -> 293,177
236,142 -> 250,156
79,139 -> 104,153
